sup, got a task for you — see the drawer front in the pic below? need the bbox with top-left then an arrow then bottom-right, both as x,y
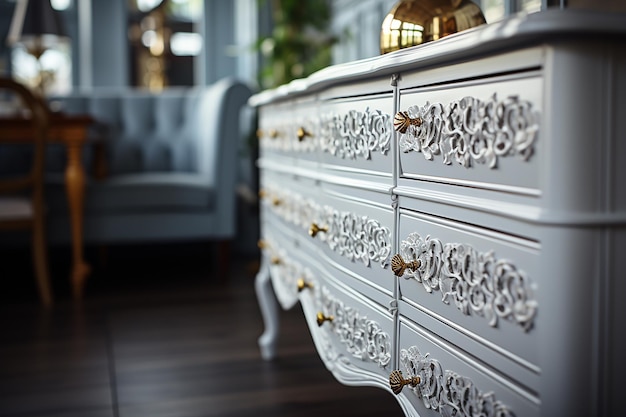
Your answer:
259,227 -> 316,310
259,221 -> 304,310
288,97 -> 320,165
396,319 -> 539,417
258,101 -> 294,160
259,168 -> 319,232
299,263 -> 395,387
397,74 -> 543,195
309,181 -> 395,295
318,92 -> 395,184
258,98 -> 319,164
396,209 -> 541,376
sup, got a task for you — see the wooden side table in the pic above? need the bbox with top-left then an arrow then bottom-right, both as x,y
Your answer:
0,113 -> 95,300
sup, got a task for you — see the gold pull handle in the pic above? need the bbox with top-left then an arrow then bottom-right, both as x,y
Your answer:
389,370 -> 420,395
316,312 -> 333,326
270,256 -> 281,265
296,127 -> 312,141
309,223 -> 328,238
257,239 -> 269,250
297,278 -> 313,292
256,129 -> 264,138
393,111 -> 422,134
258,189 -> 267,200
269,129 -> 279,138
391,254 -> 421,277
272,197 -> 282,206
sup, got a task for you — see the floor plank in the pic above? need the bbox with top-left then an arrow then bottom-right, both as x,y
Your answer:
0,243 -> 404,417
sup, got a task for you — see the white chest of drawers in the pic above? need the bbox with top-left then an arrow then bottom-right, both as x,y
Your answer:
251,10 -> 626,417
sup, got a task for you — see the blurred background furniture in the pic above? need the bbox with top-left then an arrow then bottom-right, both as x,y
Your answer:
0,77 -> 52,307
1,86 -> 96,301
44,77 -> 253,280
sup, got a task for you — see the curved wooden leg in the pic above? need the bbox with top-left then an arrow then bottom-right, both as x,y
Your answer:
32,215 -> 53,308
65,141 -> 90,300
254,256 -> 280,360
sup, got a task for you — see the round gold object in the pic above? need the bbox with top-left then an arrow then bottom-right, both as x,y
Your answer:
380,0 -> 486,54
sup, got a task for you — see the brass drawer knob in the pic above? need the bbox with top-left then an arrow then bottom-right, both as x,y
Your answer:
309,223 -> 328,238
269,129 -> 279,138
296,127 -> 312,141
272,197 -> 282,206
297,278 -> 313,292
316,312 -> 333,326
258,189 -> 267,199
270,256 -> 281,265
391,254 -> 421,277
393,111 -> 422,134
256,129 -> 264,138
389,370 -> 420,395
257,239 -> 269,250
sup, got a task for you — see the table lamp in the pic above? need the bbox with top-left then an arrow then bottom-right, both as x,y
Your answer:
6,0 -> 69,94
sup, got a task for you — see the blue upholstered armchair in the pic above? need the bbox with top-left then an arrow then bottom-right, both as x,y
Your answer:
44,78 -> 254,252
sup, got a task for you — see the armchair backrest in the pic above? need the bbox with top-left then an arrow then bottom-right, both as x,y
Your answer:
49,79 -> 253,181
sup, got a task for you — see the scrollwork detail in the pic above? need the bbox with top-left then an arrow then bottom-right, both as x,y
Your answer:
399,232 -> 537,331
324,208 -> 391,268
319,287 -> 392,368
400,346 -> 515,417
320,108 -> 392,160
398,94 -> 539,169
262,184 -> 392,269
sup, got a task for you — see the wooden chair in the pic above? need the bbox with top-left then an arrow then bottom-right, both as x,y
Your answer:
0,77 -> 53,307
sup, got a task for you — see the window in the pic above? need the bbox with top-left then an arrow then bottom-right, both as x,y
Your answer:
479,0 -> 545,23
127,0 -> 203,89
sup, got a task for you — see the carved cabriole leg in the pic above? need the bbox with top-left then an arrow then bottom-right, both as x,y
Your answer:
254,256 -> 280,360
64,134 -> 90,300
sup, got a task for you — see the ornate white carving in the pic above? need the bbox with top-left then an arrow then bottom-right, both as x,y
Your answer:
399,232 -> 537,331
320,108 -> 392,160
322,206 -> 392,268
398,94 -> 539,169
262,185 -> 392,268
319,286 -> 392,368
400,346 -> 515,417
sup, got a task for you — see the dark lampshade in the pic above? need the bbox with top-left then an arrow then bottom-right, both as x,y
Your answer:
6,0 -> 68,58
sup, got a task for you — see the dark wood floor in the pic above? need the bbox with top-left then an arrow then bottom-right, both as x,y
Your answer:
0,243 -> 404,417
